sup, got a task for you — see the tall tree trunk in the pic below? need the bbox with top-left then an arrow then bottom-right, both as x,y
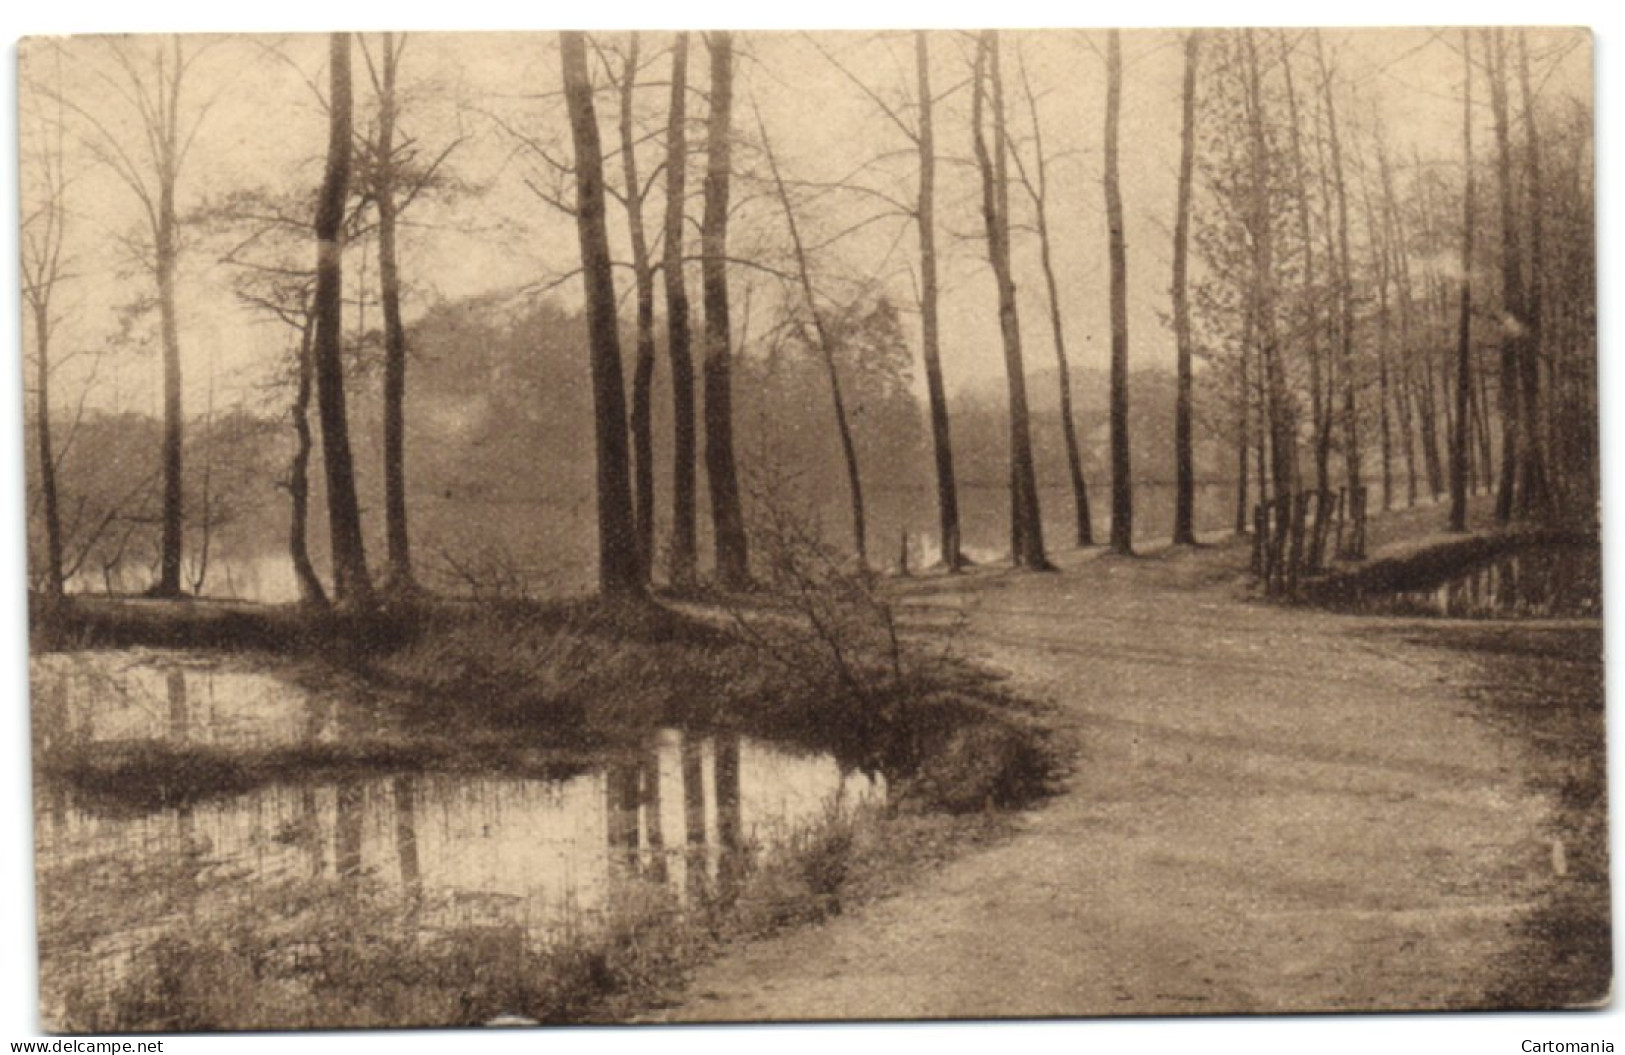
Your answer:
561,31 -> 643,596
1171,32 -> 1200,547
971,32 -> 1048,569
1105,30 -> 1134,555
375,32 -> 414,593
701,32 -> 749,587
1473,348 -> 1495,492
1412,153 -> 1447,499
916,33 -> 964,570
1488,28 -> 1522,524
22,64 -> 69,598
31,302 -> 64,597
1317,34 -> 1361,555
289,306 -> 328,606
1380,145 -> 1421,506
756,104 -> 867,566
1312,85 -> 1341,518
663,33 -> 698,587
619,33 -> 657,581
1244,30 -> 1295,576
312,33 -> 373,608
1449,29 -> 1475,532
1282,32 -> 1334,562
1516,31 -> 1551,516
1234,340 -> 1250,535
155,190 -> 184,596
1016,53 -> 1091,548
1359,164 -> 1395,513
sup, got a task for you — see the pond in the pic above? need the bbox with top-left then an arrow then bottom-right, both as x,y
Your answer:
30,653 -> 885,1027
1372,543 -> 1602,620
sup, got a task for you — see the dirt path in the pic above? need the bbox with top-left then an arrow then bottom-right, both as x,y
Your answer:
645,541 -> 1578,1020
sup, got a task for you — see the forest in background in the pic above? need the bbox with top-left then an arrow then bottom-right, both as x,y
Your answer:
18,28 -> 1595,606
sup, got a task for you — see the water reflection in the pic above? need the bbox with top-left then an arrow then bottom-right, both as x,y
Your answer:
38,731 -> 881,930
30,651 -> 385,750
1381,545 -> 1600,619
33,653 -> 885,1023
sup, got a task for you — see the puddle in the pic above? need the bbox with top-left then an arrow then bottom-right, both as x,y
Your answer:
1366,544 -> 1601,620
31,653 -> 885,1025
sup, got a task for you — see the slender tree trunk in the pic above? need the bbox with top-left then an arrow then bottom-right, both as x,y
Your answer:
375,32 -> 414,593
1283,33 -> 1334,561
1517,31 -> 1551,517
1105,30 -> 1134,555
916,32 -> 964,570
663,33 -> 698,587
1234,339 -> 1250,535
1449,29 -> 1474,532
155,197 -> 185,596
1473,350 -> 1495,492
756,104 -> 867,566
1359,166 -> 1395,512
701,32 -> 749,587
971,32 -> 1048,570
289,307 -> 327,606
1171,31 -> 1200,546
1380,146 -> 1421,506
1312,90 -> 1341,518
619,33 -> 657,581
1016,55 -> 1092,548
31,303 -> 64,597
561,31 -> 643,596
1488,28 -> 1522,524
1244,30 -> 1295,580
312,33 -> 374,608
1318,34 -> 1361,555
23,68 -> 69,597
1412,158 -> 1448,500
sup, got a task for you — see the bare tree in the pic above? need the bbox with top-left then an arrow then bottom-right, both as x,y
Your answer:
1449,29 -> 1474,532
615,33 -> 659,581
20,63 -> 71,598
702,32 -> 750,588
1012,47 -> 1092,548
1279,31 -> 1336,551
1105,30 -> 1134,555
1171,31 -> 1200,547
1316,33 -> 1363,557
755,101 -> 868,566
287,301 -> 327,605
364,32 -> 417,594
561,31 -> 643,596
916,32 -> 965,571
664,32 -> 699,586
54,37 -> 220,596
312,33 -> 374,608
1516,30 -> 1551,516
971,31 -> 1049,570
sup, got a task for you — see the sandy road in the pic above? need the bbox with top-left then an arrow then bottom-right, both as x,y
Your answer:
645,542 -> 1575,1020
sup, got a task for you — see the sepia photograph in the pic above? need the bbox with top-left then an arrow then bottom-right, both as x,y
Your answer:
9,8 -> 1609,1043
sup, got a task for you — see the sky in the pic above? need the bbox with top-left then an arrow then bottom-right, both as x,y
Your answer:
1,1 -> 1616,1053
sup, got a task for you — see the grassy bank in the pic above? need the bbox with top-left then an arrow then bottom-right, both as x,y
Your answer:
37,583 -> 1056,815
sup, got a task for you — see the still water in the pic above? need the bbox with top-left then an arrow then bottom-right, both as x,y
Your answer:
1379,544 -> 1601,619
31,654 -> 885,1024
72,481 -> 1237,603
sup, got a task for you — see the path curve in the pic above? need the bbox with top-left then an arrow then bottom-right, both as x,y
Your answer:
646,543 -> 1566,1020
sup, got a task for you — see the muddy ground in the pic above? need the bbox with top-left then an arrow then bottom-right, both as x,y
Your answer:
643,537 -> 1609,1020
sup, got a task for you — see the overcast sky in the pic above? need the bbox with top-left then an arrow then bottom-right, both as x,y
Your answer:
18,26 -> 1591,423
